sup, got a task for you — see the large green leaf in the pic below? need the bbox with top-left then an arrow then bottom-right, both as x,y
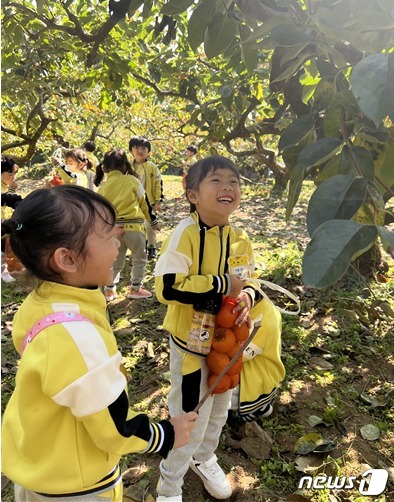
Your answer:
378,227 -> 394,258
307,175 -> 368,236
374,132 -> 394,194
278,114 -> 314,153
339,145 -> 375,181
270,23 -> 311,46
297,138 -> 343,170
303,220 -> 378,288
204,12 -> 237,59
239,25 -> 258,74
188,0 -> 218,52
351,53 -> 394,127
286,166 -> 305,222
162,0 -> 195,15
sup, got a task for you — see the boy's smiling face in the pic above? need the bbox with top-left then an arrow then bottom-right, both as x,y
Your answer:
131,145 -> 149,164
187,167 -> 241,227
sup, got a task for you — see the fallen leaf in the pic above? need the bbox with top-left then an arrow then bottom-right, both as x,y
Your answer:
360,424 -> 380,441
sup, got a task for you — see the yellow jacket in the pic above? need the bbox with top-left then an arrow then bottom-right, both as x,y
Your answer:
1,281 -> 174,496
155,211 -> 259,355
97,170 -> 158,227
133,160 -> 163,204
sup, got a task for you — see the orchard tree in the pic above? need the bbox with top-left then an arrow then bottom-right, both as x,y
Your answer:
1,0 -> 393,286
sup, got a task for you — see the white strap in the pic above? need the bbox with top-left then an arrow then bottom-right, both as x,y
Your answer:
248,278 -> 300,315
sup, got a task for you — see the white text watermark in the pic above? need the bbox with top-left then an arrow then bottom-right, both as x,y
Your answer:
298,469 -> 389,496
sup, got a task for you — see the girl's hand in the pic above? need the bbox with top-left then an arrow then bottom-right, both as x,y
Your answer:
51,156 -> 59,165
154,202 -> 161,213
170,412 -> 198,449
228,274 -> 246,298
233,291 -> 252,327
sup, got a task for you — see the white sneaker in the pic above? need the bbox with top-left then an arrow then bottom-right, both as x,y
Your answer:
190,454 -> 232,500
156,496 -> 182,502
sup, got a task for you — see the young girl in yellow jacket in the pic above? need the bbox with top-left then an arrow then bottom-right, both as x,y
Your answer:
96,148 -> 160,300
1,185 -> 197,501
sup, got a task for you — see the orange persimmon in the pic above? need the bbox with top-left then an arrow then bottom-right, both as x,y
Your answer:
226,357 -> 243,376
208,373 -> 231,394
211,327 -> 236,354
229,373 -> 240,389
216,303 -> 237,328
206,350 -> 230,375
233,322 -> 249,342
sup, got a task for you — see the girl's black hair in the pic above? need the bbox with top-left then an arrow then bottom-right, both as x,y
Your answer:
1,156 -> 17,173
128,135 -> 151,153
185,155 -> 240,213
3,185 -> 116,283
186,145 -> 197,155
94,148 -> 136,186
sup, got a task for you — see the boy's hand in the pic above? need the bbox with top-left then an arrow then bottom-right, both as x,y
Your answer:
153,202 -> 161,212
51,156 -> 59,165
170,412 -> 198,449
228,274 -> 246,298
233,291 -> 252,327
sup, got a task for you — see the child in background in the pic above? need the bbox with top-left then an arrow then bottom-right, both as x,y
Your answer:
51,148 -> 90,188
1,185 -> 197,501
82,140 -> 99,191
1,156 -> 22,281
1,156 -> 19,214
155,155 -> 263,501
96,148 -> 159,300
129,135 -> 163,260
182,145 -> 197,191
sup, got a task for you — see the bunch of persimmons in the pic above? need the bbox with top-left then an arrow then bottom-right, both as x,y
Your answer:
206,296 -> 249,394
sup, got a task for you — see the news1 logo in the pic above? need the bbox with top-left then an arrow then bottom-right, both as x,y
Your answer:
298,469 -> 389,496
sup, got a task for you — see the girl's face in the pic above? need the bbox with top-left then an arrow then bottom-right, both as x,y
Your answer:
186,149 -> 194,158
1,164 -> 18,186
131,145 -> 149,163
187,167 -> 241,227
73,214 -> 120,288
65,157 -> 85,172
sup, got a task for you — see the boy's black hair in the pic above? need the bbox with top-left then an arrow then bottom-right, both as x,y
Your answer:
1,156 -> 17,173
3,185 -> 116,284
185,155 -> 240,213
83,140 -> 96,153
128,135 -> 151,153
186,145 -> 197,155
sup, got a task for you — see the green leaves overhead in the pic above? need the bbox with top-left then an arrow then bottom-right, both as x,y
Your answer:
161,0 -> 195,15
278,114 -> 314,153
297,138 -> 343,171
302,220 -> 378,288
378,227 -> 394,258
306,175 -> 367,236
270,23 -> 311,46
339,146 -> 374,181
204,12 -> 237,59
351,53 -> 394,127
